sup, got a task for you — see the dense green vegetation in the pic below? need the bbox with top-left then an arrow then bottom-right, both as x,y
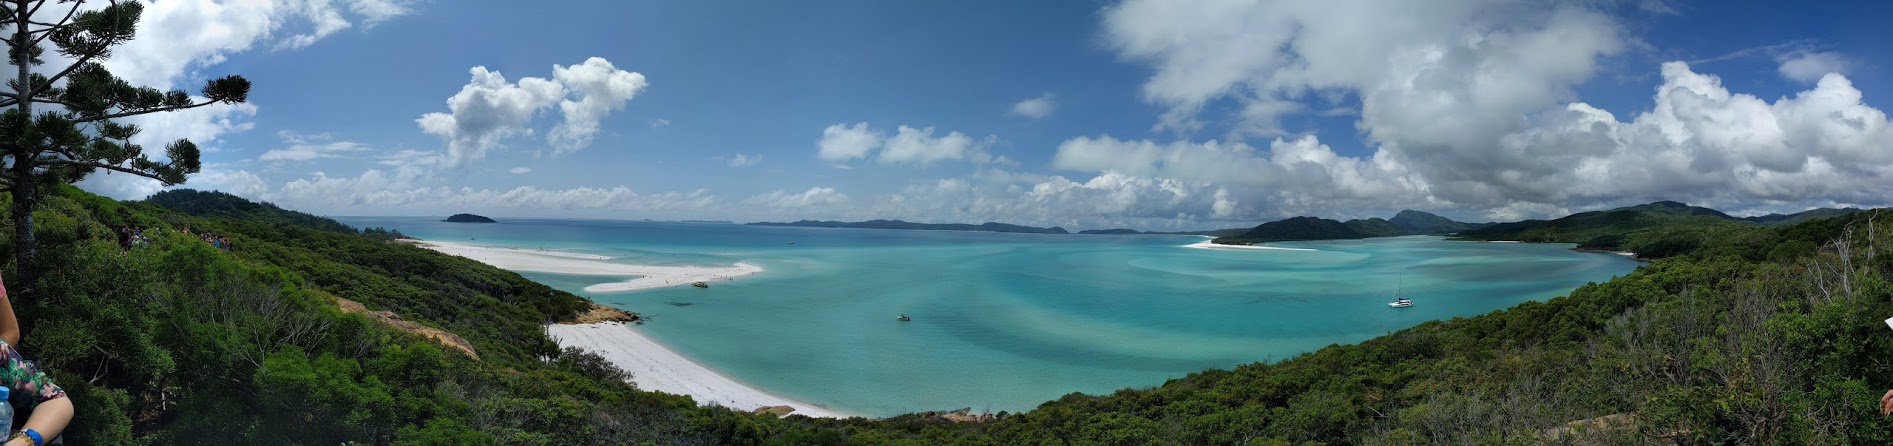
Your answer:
9,186 -> 1893,444
1388,210 -> 1477,234
6,187 -> 871,444
1342,218 -> 1405,238
1214,216 -> 1376,244
1,0 -> 251,293
1077,227 -> 1252,237
1214,210 -> 1486,245
1456,201 -> 1761,259
1743,208 -> 1865,226
749,219 -> 1070,234
443,213 -> 497,223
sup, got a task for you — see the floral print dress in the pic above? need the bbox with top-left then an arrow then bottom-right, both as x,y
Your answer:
0,340 -> 65,406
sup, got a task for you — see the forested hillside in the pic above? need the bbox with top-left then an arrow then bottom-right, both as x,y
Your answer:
5,187 -> 848,444
7,186 -> 1892,444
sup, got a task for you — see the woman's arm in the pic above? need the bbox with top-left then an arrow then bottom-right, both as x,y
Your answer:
0,271 -> 19,347
5,396 -> 70,446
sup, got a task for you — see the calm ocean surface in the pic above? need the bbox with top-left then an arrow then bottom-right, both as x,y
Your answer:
336,217 -> 1640,416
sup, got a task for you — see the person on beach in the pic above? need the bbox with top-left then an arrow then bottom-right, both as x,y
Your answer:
0,272 -> 74,446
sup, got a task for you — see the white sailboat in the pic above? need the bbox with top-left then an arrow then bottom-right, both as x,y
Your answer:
1388,275 -> 1413,308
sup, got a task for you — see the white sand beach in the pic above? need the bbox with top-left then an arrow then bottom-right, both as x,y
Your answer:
412,240 -> 763,293
548,322 -> 851,418
412,239 -> 844,418
1182,239 -> 1319,252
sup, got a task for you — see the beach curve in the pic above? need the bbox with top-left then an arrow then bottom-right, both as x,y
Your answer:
409,239 -> 850,418
549,322 -> 851,418
411,239 -> 763,293
1182,239 -> 1319,252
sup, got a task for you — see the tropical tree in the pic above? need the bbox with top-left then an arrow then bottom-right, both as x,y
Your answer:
0,0 -> 249,292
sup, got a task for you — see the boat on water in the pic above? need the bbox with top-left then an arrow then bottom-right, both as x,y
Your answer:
692,281 -> 709,288
1388,275 -> 1413,308
897,313 -> 911,322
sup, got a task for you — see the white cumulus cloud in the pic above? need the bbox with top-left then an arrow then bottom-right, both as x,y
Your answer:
1009,93 -> 1057,119
1101,0 -> 1623,138
417,57 -> 648,167
1777,51 -> 1851,83
817,122 -> 883,162
816,123 -> 998,166
548,57 -> 651,153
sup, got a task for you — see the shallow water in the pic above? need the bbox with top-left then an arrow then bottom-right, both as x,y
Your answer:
339,217 -> 1640,416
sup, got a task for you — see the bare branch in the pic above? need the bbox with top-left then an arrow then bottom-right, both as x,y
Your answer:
37,158 -> 169,183
24,0 -> 46,22
74,99 -> 222,124
27,1 -> 82,47
40,51 -> 95,87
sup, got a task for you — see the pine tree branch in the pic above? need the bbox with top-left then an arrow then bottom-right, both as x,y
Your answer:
27,1 -> 81,47
38,158 -> 168,183
73,99 -> 222,124
24,0 -> 45,22
40,51 -> 96,88
0,92 -> 77,110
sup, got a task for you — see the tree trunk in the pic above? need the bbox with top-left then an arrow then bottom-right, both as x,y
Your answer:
9,0 -> 37,298
8,179 -> 33,298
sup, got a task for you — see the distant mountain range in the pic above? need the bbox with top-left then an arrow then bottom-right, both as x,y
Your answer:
748,219 -> 1070,234
746,203 -> 1863,246
1450,201 -> 1864,256
1210,202 -> 1863,247
1739,207 -> 1865,226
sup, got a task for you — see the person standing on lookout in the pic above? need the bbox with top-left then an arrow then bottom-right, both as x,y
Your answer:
0,272 -> 74,446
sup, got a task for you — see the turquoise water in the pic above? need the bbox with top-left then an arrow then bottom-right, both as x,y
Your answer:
337,217 -> 1640,416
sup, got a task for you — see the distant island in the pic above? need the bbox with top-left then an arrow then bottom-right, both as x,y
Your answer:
748,219 -> 1069,234
1203,202 -> 1863,258
1191,210 -> 1471,245
1076,227 -> 1254,237
443,213 -> 497,223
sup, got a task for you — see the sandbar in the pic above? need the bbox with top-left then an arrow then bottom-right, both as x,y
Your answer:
548,322 -> 851,418
412,240 -> 762,293
1182,239 -> 1318,252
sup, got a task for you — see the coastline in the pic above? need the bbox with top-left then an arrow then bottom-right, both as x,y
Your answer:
408,239 -> 763,293
1182,238 -> 1319,252
407,238 -> 851,418
548,322 -> 851,418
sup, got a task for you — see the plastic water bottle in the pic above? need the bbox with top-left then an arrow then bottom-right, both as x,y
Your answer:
0,386 -> 13,437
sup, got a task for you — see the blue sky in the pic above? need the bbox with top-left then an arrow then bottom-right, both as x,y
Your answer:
70,0 -> 1893,230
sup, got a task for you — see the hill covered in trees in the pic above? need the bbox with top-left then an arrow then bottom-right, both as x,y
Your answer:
9,187 -> 1893,444
1211,210 -> 1486,245
443,213 -> 497,223
1388,209 -> 1483,234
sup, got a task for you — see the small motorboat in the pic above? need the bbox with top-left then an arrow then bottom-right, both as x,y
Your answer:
691,281 -> 709,288
897,313 -> 911,322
